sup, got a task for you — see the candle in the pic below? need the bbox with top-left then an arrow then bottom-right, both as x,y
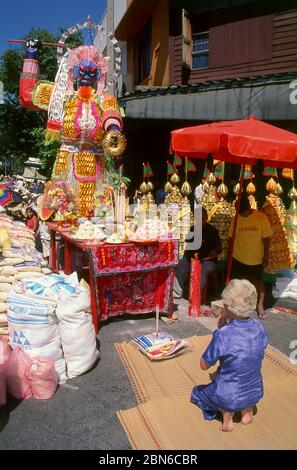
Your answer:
111,189 -> 115,225
156,305 -> 159,339
122,190 -> 126,222
119,188 -> 122,223
115,188 -> 120,230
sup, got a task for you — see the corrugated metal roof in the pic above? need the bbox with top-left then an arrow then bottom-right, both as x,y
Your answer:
119,72 -> 297,121
119,72 -> 297,102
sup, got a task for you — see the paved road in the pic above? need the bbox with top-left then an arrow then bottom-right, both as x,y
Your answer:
1,302 -> 296,450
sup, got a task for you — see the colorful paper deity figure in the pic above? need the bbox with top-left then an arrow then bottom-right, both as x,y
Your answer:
19,21 -> 126,219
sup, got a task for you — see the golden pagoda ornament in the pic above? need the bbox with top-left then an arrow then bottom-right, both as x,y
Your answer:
146,181 -> 155,205
140,181 -> 147,193
208,165 -> 234,261
202,180 -> 209,192
170,173 -> 180,185
207,172 -> 217,185
164,181 -> 172,193
209,201 -> 236,261
217,183 -> 228,198
180,157 -> 193,205
266,177 -> 277,194
265,178 -> 286,222
165,172 -> 182,204
285,177 -> 297,265
262,178 -> 294,271
288,186 -> 297,199
201,173 -> 219,212
181,181 -> 192,204
246,181 -> 258,210
164,159 -> 192,257
246,181 -> 256,194
138,162 -> 155,208
233,182 -> 240,195
276,183 -> 284,196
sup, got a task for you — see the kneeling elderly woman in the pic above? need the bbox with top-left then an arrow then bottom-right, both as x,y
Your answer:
191,279 -> 268,431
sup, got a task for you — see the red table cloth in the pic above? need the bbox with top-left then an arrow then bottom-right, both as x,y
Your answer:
90,240 -> 178,320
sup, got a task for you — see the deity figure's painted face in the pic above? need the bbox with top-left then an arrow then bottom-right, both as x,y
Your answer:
73,60 -> 101,89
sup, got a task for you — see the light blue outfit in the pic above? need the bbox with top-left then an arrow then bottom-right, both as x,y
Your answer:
191,319 -> 269,420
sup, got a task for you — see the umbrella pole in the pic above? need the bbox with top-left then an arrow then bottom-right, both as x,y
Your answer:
226,164 -> 244,284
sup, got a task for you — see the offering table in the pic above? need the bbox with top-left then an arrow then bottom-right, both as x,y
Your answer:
46,223 -> 178,333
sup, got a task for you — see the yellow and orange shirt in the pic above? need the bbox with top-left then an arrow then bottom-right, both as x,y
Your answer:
228,211 -> 273,265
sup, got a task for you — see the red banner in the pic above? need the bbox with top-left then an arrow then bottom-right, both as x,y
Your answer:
96,268 -> 175,320
89,240 -> 179,320
90,240 -> 179,275
188,259 -> 201,317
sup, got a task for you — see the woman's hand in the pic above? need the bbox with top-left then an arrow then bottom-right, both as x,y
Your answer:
217,314 -> 227,329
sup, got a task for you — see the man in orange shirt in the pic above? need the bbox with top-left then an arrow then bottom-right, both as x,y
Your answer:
229,194 -> 273,319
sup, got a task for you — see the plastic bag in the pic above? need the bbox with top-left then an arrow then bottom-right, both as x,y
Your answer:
0,364 -> 6,405
0,336 -> 11,405
6,347 -> 32,400
0,336 -> 10,364
26,358 -> 58,400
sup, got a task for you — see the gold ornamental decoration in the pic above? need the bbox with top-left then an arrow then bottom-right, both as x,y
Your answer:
276,183 -> 284,196
233,182 -> 240,195
146,181 -> 154,192
217,183 -> 228,197
246,181 -> 256,194
288,187 -> 297,199
266,178 -> 277,193
170,173 -> 180,184
164,181 -> 172,193
181,181 -> 192,196
33,82 -> 54,109
140,181 -> 148,193
102,130 -> 127,158
207,173 -> 216,185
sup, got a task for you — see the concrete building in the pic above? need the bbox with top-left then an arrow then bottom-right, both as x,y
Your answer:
94,0 -> 128,96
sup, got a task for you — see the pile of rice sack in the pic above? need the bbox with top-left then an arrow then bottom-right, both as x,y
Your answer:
1,212 -> 99,386
0,213 -> 49,339
6,272 -> 99,384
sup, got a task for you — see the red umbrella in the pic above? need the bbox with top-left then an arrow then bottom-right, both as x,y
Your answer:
171,116 -> 297,168
170,116 -> 297,283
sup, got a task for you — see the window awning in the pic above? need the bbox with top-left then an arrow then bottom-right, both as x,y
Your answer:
119,73 -> 297,121
22,167 -> 46,180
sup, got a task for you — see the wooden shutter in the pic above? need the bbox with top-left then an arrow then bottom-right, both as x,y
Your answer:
209,18 -> 250,67
209,22 -> 231,67
209,14 -> 272,67
182,9 -> 192,68
249,15 -> 272,62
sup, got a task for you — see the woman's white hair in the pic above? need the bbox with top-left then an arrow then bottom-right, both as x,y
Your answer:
222,279 -> 257,318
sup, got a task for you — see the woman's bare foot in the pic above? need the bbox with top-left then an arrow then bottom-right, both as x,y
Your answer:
241,408 -> 254,425
220,410 -> 235,432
